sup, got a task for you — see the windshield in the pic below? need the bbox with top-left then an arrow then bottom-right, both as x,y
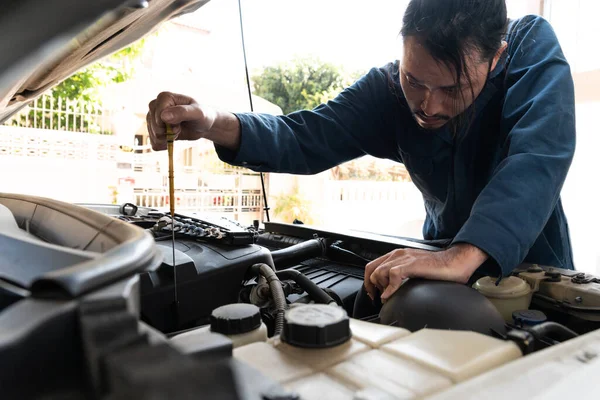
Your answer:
1,0 -> 598,275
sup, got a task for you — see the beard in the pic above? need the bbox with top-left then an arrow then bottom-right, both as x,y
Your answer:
412,110 -> 451,130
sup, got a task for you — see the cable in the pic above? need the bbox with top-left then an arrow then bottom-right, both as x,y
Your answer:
276,269 -> 336,305
236,0 -> 270,222
329,242 -> 372,264
250,263 -> 287,335
236,0 -> 254,113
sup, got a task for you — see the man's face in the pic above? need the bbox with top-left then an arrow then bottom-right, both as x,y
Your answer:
399,36 -> 501,130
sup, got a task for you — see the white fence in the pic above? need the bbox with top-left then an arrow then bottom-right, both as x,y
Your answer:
126,144 -> 265,224
0,126 -> 265,224
322,180 -> 426,238
0,126 -> 120,160
1,94 -> 121,202
1,120 -> 425,233
266,169 -> 426,238
3,93 -> 114,134
0,126 -> 121,203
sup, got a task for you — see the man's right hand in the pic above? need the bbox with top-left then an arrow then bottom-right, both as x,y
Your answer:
147,92 -> 217,151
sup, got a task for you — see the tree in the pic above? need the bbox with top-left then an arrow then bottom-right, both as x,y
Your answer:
252,56 -> 363,114
273,183 -> 314,225
10,38 -> 149,134
54,37 -> 148,102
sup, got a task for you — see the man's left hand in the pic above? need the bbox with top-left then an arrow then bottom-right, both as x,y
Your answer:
364,244 -> 488,303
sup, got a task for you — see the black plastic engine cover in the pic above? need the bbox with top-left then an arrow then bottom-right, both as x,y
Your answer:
140,240 -> 273,333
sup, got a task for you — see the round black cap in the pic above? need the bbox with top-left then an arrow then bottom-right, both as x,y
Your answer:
513,309 -> 547,327
281,304 -> 351,348
210,304 -> 261,335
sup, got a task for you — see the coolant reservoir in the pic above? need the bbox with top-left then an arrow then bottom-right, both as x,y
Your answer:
233,304 -> 523,399
233,304 -> 370,383
172,303 -> 268,349
472,276 -> 532,322
209,303 -> 268,347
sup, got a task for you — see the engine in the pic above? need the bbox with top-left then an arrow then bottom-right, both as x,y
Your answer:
92,203 -> 600,347
2,195 -> 600,399
108,203 -> 365,335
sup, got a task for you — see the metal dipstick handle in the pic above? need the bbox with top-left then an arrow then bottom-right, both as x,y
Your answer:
166,123 -> 177,304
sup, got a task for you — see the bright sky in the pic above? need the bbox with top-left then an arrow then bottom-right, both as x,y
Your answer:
182,0 -> 545,74
187,0 -> 409,73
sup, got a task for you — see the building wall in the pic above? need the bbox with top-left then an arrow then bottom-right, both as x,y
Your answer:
543,0 -> 600,273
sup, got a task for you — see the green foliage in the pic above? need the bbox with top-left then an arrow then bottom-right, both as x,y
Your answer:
54,39 -> 148,101
108,37 -> 147,63
52,63 -> 127,104
18,38 -> 150,134
273,184 -> 314,225
252,56 -> 364,114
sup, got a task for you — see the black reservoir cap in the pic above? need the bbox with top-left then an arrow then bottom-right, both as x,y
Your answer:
513,309 -> 547,327
281,304 -> 351,348
210,304 -> 261,335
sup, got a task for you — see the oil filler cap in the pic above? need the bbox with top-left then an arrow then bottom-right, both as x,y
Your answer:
281,304 -> 351,348
210,304 -> 261,335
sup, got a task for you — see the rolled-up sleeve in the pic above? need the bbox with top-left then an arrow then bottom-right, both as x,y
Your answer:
453,16 -> 576,275
215,65 -> 400,174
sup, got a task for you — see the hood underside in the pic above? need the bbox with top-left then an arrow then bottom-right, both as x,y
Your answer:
0,0 -> 209,123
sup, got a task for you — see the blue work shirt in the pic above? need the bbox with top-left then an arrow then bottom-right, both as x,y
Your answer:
216,15 -> 576,277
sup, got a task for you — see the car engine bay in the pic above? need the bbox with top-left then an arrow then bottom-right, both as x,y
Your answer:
2,193 -> 600,399
1,0 -> 598,397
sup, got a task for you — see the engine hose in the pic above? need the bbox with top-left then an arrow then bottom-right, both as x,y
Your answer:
270,238 -> 326,270
251,263 -> 287,335
528,322 -> 578,342
276,269 -> 337,305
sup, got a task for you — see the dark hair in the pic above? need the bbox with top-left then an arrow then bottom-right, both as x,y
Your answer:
401,0 -> 508,129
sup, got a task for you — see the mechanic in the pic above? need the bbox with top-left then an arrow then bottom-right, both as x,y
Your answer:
147,0 -> 576,308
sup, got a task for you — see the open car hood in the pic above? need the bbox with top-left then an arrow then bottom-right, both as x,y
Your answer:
0,0 -> 209,124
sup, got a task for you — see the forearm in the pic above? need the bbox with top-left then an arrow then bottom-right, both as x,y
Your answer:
407,244 -> 488,283
368,243 -> 489,302
215,66 -> 401,174
443,243 -> 489,282
203,110 -> 241,151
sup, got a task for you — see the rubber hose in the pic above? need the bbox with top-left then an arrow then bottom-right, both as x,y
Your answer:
251,263 -> 287,335
528,321 -> 578,342
270,239 -> 326,270
276,269 -> 336,305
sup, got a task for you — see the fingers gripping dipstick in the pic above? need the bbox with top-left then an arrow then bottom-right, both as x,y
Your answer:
166,123 -> 177,304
